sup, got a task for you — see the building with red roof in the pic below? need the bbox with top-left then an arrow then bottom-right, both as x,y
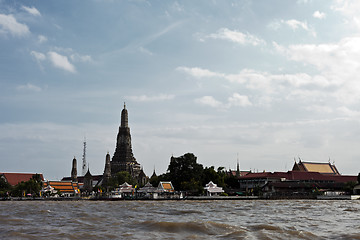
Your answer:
238,161 -> 357,198
0,173 -> 44,186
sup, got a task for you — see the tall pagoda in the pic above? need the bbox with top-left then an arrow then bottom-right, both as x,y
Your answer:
111,103 -> 143,180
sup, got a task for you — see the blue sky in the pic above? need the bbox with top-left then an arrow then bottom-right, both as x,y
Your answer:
1,0 -> 360,180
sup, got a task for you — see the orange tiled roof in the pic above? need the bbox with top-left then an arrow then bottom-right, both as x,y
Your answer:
162,183 -> 172,190
293,161 -> 340,175
0,173 -> 44,186
158,181 -> 174,192
46,181 -> 79,193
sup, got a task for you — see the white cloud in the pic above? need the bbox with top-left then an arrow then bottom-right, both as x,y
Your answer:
281,19 -> 316,37
337,106 -> 360,117
274,36 -> 360,104
195,93 -> 252,109
38,35 -> 47,43
16,83 -> 42,92
179,66 -> 332,92
177,66 -> 224,78
47,51 -> 76,73
304,105 -> 333,114
195,96 -> 222,108
126,94 -> 175,102
31,49 -> 91,72
297,0 -> 311,3
21,6 -> 41,17
205,28 -> 265,46
31,51 -> 46,61
269,19 -> 316,37
70,53 -> 93,63
331,0 -> 360,29
138,46 -> 153,56
227,93 -> 252,107
313,11 -> 326,19
0,14 -> 30,37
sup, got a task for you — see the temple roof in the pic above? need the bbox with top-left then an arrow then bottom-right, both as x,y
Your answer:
292,161 -> 340,175
158,181 -> 174,192
43,181 -> 79,193
204,181 -> 224,193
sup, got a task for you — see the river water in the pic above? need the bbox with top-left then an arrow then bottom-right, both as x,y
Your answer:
0,200 -> 359,239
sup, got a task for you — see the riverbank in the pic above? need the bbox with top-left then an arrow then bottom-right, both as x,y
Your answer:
4,195 -> 360,201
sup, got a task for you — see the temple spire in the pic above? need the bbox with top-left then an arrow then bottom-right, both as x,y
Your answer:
121,103 -> 128,128
71,157 -> 77,182
236,153 -> 240,177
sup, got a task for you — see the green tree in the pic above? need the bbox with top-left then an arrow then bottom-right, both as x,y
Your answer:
343,181 -> 357,194
12,174 -> 43,197
202,166 -> 224,187
0,177 -> 12,197
167,153 -> 203,193
224,174 -> 239,189
116,171 -> 137,186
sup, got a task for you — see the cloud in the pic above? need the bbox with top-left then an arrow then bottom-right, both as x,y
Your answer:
269,19 -> 316,37
31,51 -> 46,61
195,93 -> 252,109
138,46 -> 153,56
304,105 -> 333,114
313,11 -> 326,19
38,35 -> 47,43
31,49 -> 92,73
337,106 -> 360,117
179,66 -> 331,91
227,93 -> 252,107
16,83 -> 42,92
297,0 -> 311,3
331,0 -> 360,29
176,66 -> 224,78
30,50 -> 46,71
205,28 -> 265,46
282,19 -> 316,37
195,96 -> 222,108
0,14 -> 30,37
70,53 -> 93,63
125,94 -> 175,102
47,51 -> 76,73
21,6 -> 41,17
274,36 -> 360,104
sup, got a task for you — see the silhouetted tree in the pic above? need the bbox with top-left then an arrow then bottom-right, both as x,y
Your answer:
0,177 -> 12,197
202,166 -> 224,187
115,171 -> 137,186
12,174 -> 43,197
167,153 -> 203,193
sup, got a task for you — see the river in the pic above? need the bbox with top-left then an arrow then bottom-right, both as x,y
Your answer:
0,200 -> 359,239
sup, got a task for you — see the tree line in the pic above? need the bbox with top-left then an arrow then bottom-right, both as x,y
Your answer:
101,153 -> 240,195
149,153 -> 239,195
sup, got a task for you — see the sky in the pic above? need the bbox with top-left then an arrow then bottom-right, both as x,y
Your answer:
1,0 -> 360,180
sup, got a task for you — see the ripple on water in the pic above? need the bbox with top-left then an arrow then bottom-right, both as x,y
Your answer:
138,220 -> 246,237
249,224 -> 321,240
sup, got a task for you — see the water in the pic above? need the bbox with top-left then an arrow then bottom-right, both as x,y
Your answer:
0,200 -> 359,239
